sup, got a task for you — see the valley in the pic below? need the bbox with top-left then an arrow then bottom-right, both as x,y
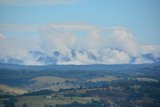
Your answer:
0,64 -> 160,107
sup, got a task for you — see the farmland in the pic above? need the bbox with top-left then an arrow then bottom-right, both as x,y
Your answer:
0,64 -> 160,107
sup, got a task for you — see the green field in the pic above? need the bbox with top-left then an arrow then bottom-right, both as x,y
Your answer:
0,64 -> 160,107
0,95 -> 95,107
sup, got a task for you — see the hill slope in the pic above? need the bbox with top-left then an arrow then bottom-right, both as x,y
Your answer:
0,84 -> 28,96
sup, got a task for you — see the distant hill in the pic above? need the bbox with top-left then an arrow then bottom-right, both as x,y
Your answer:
25,76 -> 78,91
0,63 -> 160,90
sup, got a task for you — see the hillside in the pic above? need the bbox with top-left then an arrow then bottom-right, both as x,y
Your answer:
0,84 -> 28,96
25,76 -> 78,91
0,64 -> 160,107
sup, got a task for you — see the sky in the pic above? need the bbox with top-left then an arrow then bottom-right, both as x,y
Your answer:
0,0 -> 160,44
0,0 -> 160,65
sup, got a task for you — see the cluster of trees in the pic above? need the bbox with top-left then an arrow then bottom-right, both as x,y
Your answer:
55,100 -> 108,107
0,94 -> 14,99
3,98 -> 28,107
23,90 -> 53,96
3,98 -> 17,107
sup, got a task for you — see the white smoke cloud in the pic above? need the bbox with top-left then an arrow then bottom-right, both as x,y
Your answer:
141,45 -> 160,57
0,33 -> 43,65
99,48 -> 131,64
107,28 -> 140,57
134,56 -> 154,64
58,51 -> 96,65
0,23 -> 160,65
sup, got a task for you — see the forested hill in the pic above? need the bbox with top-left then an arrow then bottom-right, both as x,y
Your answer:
0,63 -> 159,71
0,63 -> 160,87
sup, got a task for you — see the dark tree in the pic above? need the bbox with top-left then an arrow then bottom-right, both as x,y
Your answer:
22,103 -> 28,107
3,98 -> 17,107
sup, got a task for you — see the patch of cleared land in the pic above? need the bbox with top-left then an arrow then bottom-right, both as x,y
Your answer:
26,76 -> 79,91
136,77 -> 158,82
90,76 -> 120,82
15,96 -> 94,107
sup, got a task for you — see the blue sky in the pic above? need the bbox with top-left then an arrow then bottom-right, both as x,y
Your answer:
0,0 -> 160,65
0,0 -> 160,44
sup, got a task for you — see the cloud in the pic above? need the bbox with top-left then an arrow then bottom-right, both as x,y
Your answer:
0,34 -> 29,60
50,23 -> 97,31
99,49 -> 131,64
0,23 -> 160,65
42,31 -> 77,55
43,23 -> 102,55
134,56 -> 154,64
107,28 -> 140,57
0,24 -> 38,32
0,33 -> 5,40
58,51 -> 95,65
0,0 -> 79,6
0,33 -> 42,65
141,45 -> 160,57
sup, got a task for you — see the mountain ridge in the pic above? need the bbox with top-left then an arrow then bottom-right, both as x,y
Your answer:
0,49 -> 159,66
